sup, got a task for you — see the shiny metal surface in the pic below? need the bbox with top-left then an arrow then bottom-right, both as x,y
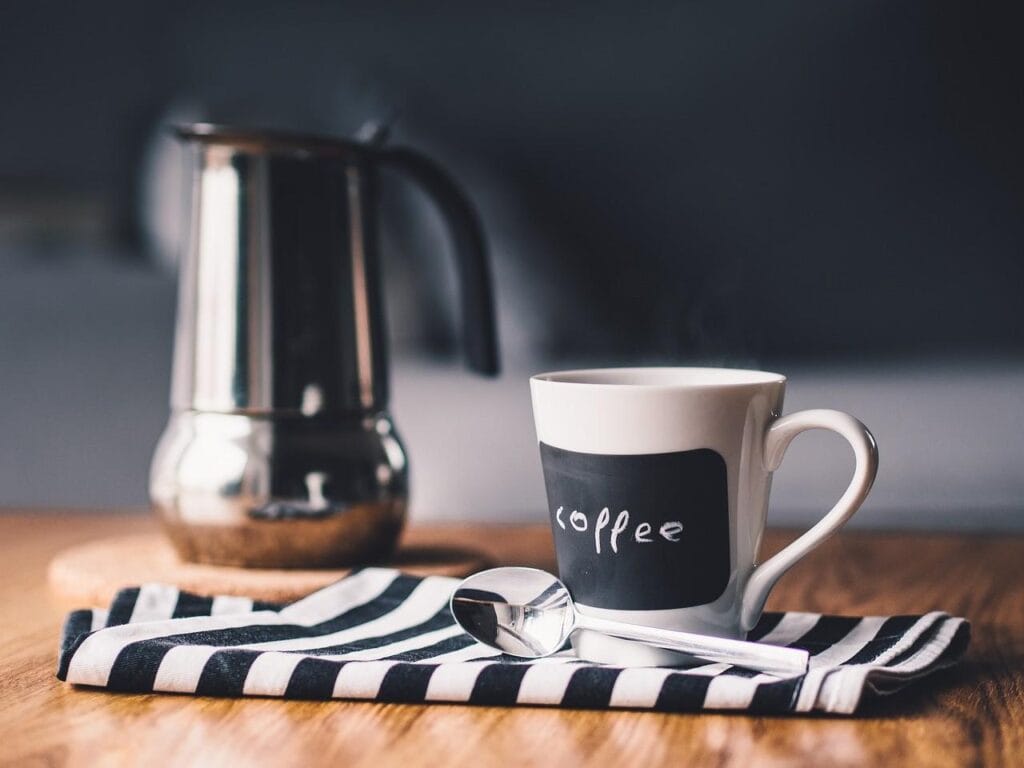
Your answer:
151,124 -> 498,567
451,567 -> 575,657
451,567 -> 810,675
172,126 -> 388,414
151,411 -> 408,567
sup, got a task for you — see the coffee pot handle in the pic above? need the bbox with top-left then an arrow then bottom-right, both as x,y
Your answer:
740,410 -> 878,631
378,148 -> 500,375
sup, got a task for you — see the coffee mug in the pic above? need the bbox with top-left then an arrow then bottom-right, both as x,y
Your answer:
530,367 -> 878,665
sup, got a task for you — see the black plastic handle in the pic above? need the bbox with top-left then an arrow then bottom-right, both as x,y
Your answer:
378,147 -> 500,376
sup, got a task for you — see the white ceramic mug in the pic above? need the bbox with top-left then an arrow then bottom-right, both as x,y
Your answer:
530,367 -> 878,665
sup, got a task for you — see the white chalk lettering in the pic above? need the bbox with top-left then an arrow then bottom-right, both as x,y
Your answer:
555,506 -> 687,554
659,521 -> 684,542
594,507 -> 610,553
634,521 -> 653,543
609,510 -> 629,553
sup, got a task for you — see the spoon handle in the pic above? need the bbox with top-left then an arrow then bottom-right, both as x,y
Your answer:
577,615 -> 809,676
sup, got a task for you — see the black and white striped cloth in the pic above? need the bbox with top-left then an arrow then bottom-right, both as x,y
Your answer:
58,567 -> 968,714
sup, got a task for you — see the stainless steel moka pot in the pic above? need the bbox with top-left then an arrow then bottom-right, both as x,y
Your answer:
150,123 -> 498,567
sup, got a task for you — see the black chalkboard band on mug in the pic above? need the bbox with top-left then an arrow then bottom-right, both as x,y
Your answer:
540,443 -> 730,611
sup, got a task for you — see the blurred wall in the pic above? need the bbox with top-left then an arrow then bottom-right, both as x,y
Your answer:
1,1 -> 1022,526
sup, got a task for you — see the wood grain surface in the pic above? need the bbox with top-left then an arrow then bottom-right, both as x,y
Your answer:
47,531 -> 491,606
1,510 -> 1022,767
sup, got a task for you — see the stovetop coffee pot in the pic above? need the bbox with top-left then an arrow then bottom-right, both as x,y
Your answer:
150,123 -> 498,567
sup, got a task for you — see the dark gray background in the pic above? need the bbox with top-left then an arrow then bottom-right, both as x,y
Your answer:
1,1 -> 1021,527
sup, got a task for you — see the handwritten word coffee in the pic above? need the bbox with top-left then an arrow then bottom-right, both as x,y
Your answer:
554,506 -> 684,555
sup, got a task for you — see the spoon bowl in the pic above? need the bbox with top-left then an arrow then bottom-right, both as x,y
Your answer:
449,567 -> 574,657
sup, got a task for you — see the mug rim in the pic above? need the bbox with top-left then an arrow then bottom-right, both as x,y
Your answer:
530,366 -> 786,390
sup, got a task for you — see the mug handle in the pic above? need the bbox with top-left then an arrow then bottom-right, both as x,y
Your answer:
740,409 -> 878,632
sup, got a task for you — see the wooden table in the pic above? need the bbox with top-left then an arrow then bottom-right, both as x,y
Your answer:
1,511 -> 1021,767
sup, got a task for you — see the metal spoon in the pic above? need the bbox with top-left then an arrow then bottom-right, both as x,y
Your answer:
449,566 -> 808,677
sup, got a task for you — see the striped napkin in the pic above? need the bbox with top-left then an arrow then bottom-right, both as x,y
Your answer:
57,567 -> 969,714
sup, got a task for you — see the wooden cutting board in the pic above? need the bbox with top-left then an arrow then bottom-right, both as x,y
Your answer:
48,530 -> 491,606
